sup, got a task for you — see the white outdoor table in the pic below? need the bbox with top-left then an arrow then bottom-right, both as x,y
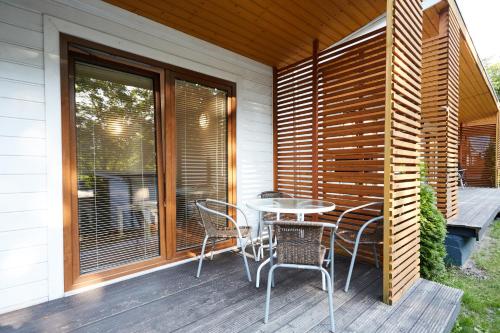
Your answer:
246,198 -> 335,287
245,198 -> 335,222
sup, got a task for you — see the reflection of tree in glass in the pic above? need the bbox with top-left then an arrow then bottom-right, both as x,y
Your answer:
74,67 -> 156,188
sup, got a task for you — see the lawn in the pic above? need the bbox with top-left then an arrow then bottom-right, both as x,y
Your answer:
442,220 -> 500,333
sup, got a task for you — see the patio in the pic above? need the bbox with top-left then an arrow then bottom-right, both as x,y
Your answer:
0,252 -> 462,333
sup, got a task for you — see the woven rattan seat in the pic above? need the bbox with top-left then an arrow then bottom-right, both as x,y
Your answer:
211,225 -> 252,238
262,212 -> 296,222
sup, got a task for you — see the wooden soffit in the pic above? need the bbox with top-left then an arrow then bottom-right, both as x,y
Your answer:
424,0 -> 499,124
103,0 -> 386,68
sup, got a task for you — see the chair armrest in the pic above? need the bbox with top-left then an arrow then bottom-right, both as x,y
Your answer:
206,198 -> 250,228
336,202 -> 383,229
356,216 -> 384,238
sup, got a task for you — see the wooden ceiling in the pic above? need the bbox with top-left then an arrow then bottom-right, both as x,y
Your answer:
103,0 -> 386,68
424,1 -> 499,124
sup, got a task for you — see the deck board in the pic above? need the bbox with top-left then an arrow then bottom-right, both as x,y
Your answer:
0,252 -> 462,333
449,187 -> 500,231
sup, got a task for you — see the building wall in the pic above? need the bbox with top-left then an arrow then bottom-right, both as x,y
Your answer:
0,0 -> 273,314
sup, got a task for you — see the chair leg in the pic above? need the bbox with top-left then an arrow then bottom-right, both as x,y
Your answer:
255,257 -> 271,288
240,238 -> 252,282
321,271 -> 326,291
344,240 -> 360,292
372,243 -> 379,269
321,268 -> 335,332
264,264 -> 278,323
249,236 -> 258,262
196,235 -> 209,278
210,238 -> 216,260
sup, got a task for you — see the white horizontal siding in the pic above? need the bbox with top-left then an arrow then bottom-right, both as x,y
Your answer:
0,0 -> 49,315
0,42 -> 44,68
0,156 -> 46,174
0,0 -> 273,314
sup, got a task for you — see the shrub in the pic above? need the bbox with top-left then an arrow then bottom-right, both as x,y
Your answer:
419,167 -> 447,281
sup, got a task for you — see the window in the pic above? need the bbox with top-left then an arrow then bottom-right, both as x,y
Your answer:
61,35 -> 236,290
175,80 -> 228,250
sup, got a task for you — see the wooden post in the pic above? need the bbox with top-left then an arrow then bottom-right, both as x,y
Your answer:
421,7 -> 460,219
384,0 -> 423,305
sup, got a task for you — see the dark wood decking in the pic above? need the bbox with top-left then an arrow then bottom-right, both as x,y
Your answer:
0,252 -> 462,333
449,187 -> 500,237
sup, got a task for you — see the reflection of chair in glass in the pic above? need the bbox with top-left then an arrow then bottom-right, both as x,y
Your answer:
334,202 -> 384,292
116,187 -> 158,238
256,191 -> 295,261
263,221 -> 336,333
458,168 -> 467,188
195,199 -> 256,281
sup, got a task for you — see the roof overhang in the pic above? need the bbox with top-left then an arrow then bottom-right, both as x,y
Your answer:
103,0 -> 386,68
424,0 -> 499,124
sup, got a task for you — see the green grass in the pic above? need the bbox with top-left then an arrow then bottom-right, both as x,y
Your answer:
441,220 -> 500,333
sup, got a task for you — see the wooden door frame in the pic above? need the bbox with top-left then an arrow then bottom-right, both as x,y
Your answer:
60,34 -> 237,291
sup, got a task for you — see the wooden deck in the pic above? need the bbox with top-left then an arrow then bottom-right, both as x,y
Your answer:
449,187 -> 500,238
0,252 -> 462,333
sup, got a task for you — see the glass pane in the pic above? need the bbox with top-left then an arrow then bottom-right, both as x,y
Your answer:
74,62 -> 160,274
175,80 -> 228,250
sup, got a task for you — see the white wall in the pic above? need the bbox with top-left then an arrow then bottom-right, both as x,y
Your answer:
0,0 -> 273,314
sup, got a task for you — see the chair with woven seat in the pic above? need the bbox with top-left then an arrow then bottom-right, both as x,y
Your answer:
264,221 -> 336,332
334,202 -> 384,292
195,199 -> 256,281
256,191 -> 296,261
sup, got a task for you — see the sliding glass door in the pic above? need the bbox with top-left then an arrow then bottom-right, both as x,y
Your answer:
73,62 -> 161,274
62,35 -> 236,290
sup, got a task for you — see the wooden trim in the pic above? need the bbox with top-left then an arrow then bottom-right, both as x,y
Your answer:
60,33 -> 238,291
311,39 -> 319,201
383,0 -> 395,305
497,111 -> 500,187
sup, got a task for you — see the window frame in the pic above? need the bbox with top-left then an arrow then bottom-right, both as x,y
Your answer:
60,34 -> 237,291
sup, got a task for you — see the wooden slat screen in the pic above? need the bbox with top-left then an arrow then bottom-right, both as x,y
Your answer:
384,0 -> 423,304
317,29 -> 387,263
275,28 -> 387,264
275,0 -> 423,304
421,8 -> 460,219
459,124 -> 496,187
275,58 -> 315,198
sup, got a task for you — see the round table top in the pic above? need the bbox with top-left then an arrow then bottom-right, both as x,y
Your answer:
245,198 -> 335,214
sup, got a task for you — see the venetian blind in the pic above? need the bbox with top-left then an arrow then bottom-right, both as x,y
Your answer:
74,62 -> 160,274
175,80 -> 228,251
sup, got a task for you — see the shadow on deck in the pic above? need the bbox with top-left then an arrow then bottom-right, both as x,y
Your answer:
0,252 -> 461,333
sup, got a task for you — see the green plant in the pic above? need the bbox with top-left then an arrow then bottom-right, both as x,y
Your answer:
419,166 -> 447,280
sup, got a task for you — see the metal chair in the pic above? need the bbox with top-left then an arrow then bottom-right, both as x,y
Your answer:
195,199 -> 256,281
263,221 -> 336,332
256,191 -> 295,261
334,202 -> 384,292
